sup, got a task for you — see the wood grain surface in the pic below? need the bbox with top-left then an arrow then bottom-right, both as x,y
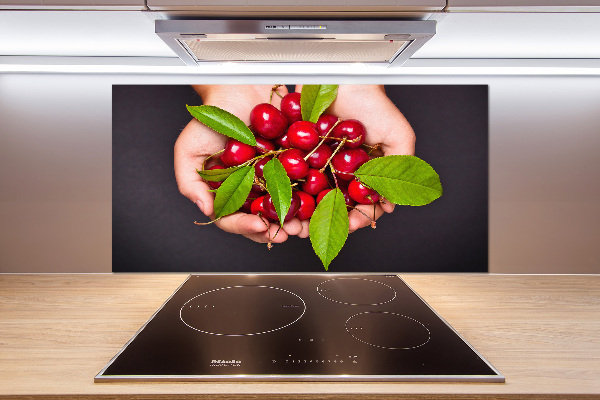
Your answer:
0,273 -> 598,399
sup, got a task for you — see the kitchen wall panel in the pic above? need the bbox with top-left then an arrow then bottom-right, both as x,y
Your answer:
112,84 -> 487,273
0,73 -> 598,273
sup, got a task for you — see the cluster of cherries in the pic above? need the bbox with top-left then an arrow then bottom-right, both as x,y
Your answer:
206,91 -> 381,224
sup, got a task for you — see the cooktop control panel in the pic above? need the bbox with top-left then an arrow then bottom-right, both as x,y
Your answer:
96,274 -> 503,382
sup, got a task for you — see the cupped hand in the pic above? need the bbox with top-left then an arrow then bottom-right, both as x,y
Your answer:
174,85 -> 294,244
298,84 -> 416,233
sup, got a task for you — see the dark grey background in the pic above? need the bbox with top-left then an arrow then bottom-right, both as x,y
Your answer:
112,85 -> 488,273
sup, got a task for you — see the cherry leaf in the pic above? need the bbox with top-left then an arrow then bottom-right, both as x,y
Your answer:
213,165 -> 254,219
262,158 -> 292,226
300,85 -> 339,123
187,105 -> 257,146
197,165 -> 241,182
355,155 -> 443,206
309,188 -> 349,271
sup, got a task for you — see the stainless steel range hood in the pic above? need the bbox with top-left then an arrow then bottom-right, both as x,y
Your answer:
155,20 -> 436,68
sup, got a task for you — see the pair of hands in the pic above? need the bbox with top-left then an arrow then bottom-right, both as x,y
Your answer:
174,85 -> 415,244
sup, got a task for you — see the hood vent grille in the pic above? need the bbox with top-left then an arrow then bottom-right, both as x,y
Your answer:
157,20 -> 435,67
181,39 -> 409,63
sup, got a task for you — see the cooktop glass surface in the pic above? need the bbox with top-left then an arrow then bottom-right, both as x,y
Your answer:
95,274 -> 503,382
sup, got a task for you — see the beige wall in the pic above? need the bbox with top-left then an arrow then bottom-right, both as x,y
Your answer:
1,73 -> 598,273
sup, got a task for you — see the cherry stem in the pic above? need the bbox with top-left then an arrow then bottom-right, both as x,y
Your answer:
201,149 -> 286,185
345,136 -> 363,144
258,213 -> 269,228
362,142 -> 382,155
193,217 -> 221,226
256,213 -> 273,249
254,177 -> 267,191
270,85 -> 284,104
349,205 -> 376,228
304,118 -> 342,161
273,225 -> 282,240
201,149 -> 225,171
367,196 -> 377,229
242,149 -> 287,168
330,163 -> 340,189
319,137 -> 347,174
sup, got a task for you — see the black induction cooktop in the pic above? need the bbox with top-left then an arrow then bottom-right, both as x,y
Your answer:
95,274 -> 504,382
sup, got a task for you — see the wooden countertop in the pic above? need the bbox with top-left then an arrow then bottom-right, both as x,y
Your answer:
0,273 -> 598,399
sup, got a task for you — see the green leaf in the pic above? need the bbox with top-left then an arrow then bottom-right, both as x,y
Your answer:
262,158 -> 292,225
187,105 -> 257,146
300,85 -> 339,123
309,188 -> 349,271
197,165 -> 242,182
213,165 -> 254,219
355,155 -> 443,206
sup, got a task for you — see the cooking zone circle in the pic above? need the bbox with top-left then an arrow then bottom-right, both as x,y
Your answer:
317,277 -> 397,305
345,311 -> 431,350
180,286 -> 306,336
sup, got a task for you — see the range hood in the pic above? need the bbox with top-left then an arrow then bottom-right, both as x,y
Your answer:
155,20 -> 436,68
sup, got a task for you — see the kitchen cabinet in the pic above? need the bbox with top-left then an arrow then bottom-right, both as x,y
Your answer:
145,0 -> 446,11
1,273 -> 598,399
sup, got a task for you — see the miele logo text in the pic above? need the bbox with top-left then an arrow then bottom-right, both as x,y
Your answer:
210,359 -> 242,367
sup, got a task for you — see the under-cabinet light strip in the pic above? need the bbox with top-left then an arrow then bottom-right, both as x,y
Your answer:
1,59 -> 599,75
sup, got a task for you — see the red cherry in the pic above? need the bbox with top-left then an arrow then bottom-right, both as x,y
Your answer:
317,186 -> 356,207
316,114 -> 339,137
331,148 -> 370,181
280,92 -> 302,124
339,182 -> 357,207
275,132 -> 292,149
348,179 -> 380,204
262,192 -> 300,222
332,119 -> 365,149
287,121 -> 319,151
278,148 -> 309,180
206,164 -> 224,189
250,103 -> 288,139
254,156 -> 271,179
250,195 -> 266,216
316,185 -> 355,207
252,184 -> 267,194
296,191 -> 316,220
306,143 -> 333,169
220,139 -> 256,167
316,189 -> 332,204
251,156 -> 270,192
255,136 -> 276,155
241,190 -> 263,213
301,169 -> 330,196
